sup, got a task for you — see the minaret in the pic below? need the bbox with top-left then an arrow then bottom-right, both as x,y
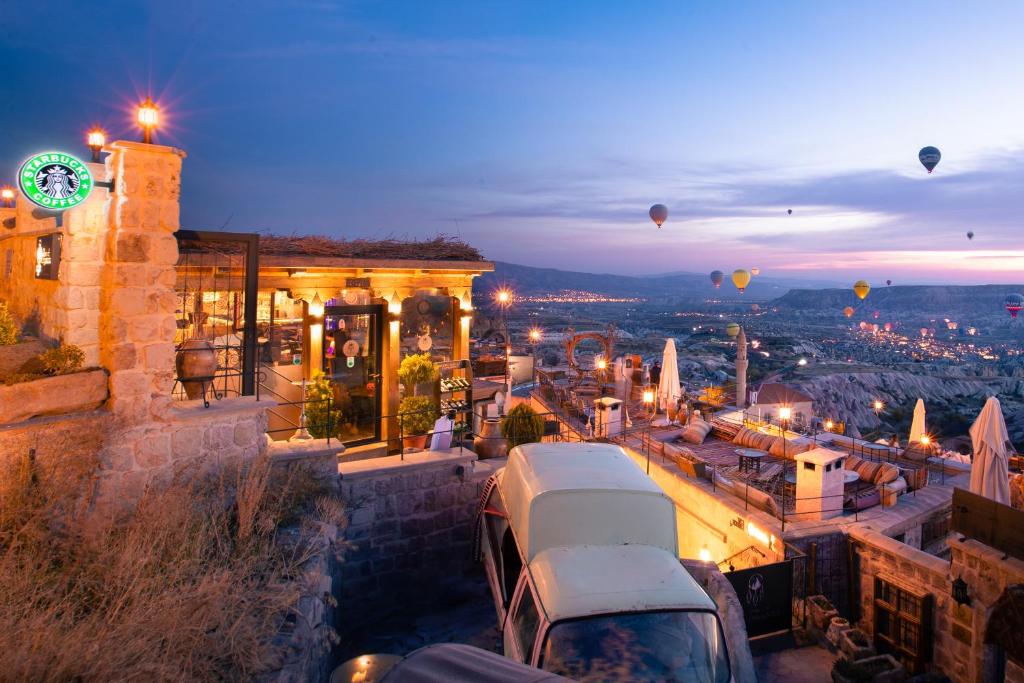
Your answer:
736,326 -> 748,409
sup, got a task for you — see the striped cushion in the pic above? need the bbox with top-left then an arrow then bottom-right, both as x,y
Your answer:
768,438 -> 813,459
848,457 -> 899,485
682,419 -> 713,444
732,427 -> 777,451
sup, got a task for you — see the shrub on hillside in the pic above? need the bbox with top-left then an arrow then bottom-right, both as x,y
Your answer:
0,450 -> 345,681
0,303 -> 17,346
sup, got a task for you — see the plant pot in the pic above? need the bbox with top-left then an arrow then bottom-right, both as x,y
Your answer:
827,616 -> 852,646
175,339 -> 218,400
839,628 -> 876,662
808,594 -> 839,632
473,418 -> 508,459
403,433 -> 429,450
832,654 -> 905,683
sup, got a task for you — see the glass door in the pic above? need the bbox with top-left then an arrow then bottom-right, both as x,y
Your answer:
323,305 -> 383,445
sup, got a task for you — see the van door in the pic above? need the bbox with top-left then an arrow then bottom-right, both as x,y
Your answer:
504,573 -> 544,666
479,485 -> 522,624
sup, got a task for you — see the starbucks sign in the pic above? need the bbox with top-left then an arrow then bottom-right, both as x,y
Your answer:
18,152 -> 93,210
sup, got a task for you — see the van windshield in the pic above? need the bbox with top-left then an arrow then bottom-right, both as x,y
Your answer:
539,610 -> 730,683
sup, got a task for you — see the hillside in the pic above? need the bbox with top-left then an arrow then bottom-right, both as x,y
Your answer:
478,262 -> 838,301
772,284 -> 1023,316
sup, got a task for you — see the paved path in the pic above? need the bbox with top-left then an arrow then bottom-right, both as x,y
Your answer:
754,644 -> 837,683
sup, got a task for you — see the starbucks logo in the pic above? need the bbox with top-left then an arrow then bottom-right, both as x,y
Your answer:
18,152 -> 93,210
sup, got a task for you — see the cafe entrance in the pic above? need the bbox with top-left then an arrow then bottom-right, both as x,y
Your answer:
323,304 -> 384,446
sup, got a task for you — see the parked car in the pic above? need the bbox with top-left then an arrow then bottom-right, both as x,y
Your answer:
476,442 -> 733,682
331,644 -> 571,682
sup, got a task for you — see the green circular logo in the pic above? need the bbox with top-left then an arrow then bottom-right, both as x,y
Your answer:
18,151 -> 93,210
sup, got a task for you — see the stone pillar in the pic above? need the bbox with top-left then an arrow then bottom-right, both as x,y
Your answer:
736,326 -> 748,409
380,289 -> 408,451
453,294 -> 471,361
99,141 -> 185,424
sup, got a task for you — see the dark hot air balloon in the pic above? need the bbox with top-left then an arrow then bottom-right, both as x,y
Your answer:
649,204 -> 668,228
709,270 -> 724,288
1006,293 -> 1024,319
919,146 -> 941,173
967,231 -> 974,240
886,279 -> 892,286
787,209 -> 792,215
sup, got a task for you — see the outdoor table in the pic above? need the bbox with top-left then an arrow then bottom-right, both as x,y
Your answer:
736,448 -> 767,473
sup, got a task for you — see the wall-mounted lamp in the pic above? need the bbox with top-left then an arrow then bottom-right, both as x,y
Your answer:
460,291 -> 473,312
137,96 -> 159,144
387,291 -> 403,318
698,546 -> 712,563
308,293 -> 324,321
87,128 -> 106,162
1,186 -> 14,208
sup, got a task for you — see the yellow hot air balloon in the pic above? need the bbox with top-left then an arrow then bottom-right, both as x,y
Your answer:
843,306 -> 854,318
726,322 -> 740,337
853,280 -> 870,300
751,267 -> 761,276
732,269 -> 751,293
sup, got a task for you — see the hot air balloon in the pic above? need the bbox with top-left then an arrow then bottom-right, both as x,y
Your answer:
886,279 -> 892,286
853,280 -> 870,300
726,322 -> 740,338
920,327 -> 929,337
873,310 -> 880,319
710,270 -> 724,289
732,269 -> 751,293
787,209 -> 792,215
649,204 -> 668,228
751,267 -> 761,276
858,321 -> 868,331
1005,293 -> 1024,318
967,231 -> 974,240
843,306 -> 854,318
919,146 -> 941,173
884,322 -> 892,332
751,303 -> 760,312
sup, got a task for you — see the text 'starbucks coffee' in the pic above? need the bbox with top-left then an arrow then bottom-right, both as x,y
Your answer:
18,152 -> 93,210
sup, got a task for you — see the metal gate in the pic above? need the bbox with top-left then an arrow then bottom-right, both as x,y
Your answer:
724,560 -> 794,637
173,230 -> 259,403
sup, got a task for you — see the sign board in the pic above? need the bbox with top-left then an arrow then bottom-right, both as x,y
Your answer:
724,561 -> 793,637
345,277 -> 371,289
19,152 -> 93,210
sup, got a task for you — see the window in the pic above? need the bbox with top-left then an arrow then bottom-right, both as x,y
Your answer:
400,291 -> 454,361
874,577 -> 933,675
512,583 -> 541,664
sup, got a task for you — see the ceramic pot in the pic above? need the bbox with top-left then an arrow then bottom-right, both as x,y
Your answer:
175,338 -> 218,400
474,418 -> 508,459
403,433 -> 429,451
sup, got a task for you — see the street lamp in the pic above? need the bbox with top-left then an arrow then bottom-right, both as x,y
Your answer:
494,288 -> 514,393
87,128 -> 106,162
779,405 -> 791,525
528,326 -> 542,385
1,186 -> 14,208
137,97 -> 159,144
642,387 -> 657,473
873,400 -> 884,412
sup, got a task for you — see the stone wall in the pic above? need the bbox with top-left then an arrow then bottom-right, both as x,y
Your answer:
337,451 -> 486,628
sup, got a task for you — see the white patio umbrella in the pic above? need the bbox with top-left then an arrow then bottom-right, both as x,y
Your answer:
908,398 -> 926,444
658,338 -> 682,413
969,396 -> 1011,504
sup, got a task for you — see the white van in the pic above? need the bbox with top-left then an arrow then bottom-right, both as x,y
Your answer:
476,442 -> 732,682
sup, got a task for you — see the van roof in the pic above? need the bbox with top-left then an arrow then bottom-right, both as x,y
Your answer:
498,443 -> 677,561
529,545 -> 716,622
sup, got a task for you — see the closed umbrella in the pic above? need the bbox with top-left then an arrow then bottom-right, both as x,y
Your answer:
909,398 -> 926,444
658,338 -> 682,413
969,396 -> 1011,504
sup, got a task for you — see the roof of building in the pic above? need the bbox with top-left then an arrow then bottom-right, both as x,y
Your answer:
529,545 -> 715,622
754,383 -> 814,405
498,442 -> 677,561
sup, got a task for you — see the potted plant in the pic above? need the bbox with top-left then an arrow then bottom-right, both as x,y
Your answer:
501,403 -> 544,450
399,395 -> 438,450
831,654 -> 904,683
827,616 -> 852,646
808,594 -> 839,632
839,628 -> 876,662
398,352 -> 437,396
304,370 -> 343,439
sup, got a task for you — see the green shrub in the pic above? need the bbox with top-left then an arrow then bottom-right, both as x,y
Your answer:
303,370 -> 343,439
398,395 -> 437,435
0,303 -> 17,346
501,403 -> 545,449
39,344 -> 85,376
398,353 -> 437,393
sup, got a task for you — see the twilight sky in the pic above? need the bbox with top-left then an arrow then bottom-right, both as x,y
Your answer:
3,1 -> 1024,283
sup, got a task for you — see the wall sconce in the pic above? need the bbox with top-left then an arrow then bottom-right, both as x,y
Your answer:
952,575 -> 971,606
137,96 -> 159,144
460,291 -> 473,312
87,128 -> 106,162
387,291 -> 402,316
1,186 -> 14,208
698,546 -> 712,563
308,293 -> 324,321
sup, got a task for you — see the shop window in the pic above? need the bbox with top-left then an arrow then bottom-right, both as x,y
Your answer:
874,577 -> 932,675
35,234 -> 61,280
400,291 -> 454,361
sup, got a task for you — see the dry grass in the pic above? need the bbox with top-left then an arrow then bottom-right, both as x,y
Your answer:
0,450 -> 345,683
181,232 -> 485,262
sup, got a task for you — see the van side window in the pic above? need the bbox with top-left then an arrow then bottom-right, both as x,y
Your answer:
483,488 -> 521,607
512,581 -> 541,664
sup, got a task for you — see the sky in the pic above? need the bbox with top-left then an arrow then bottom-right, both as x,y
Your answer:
3,1 -> 1024,284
